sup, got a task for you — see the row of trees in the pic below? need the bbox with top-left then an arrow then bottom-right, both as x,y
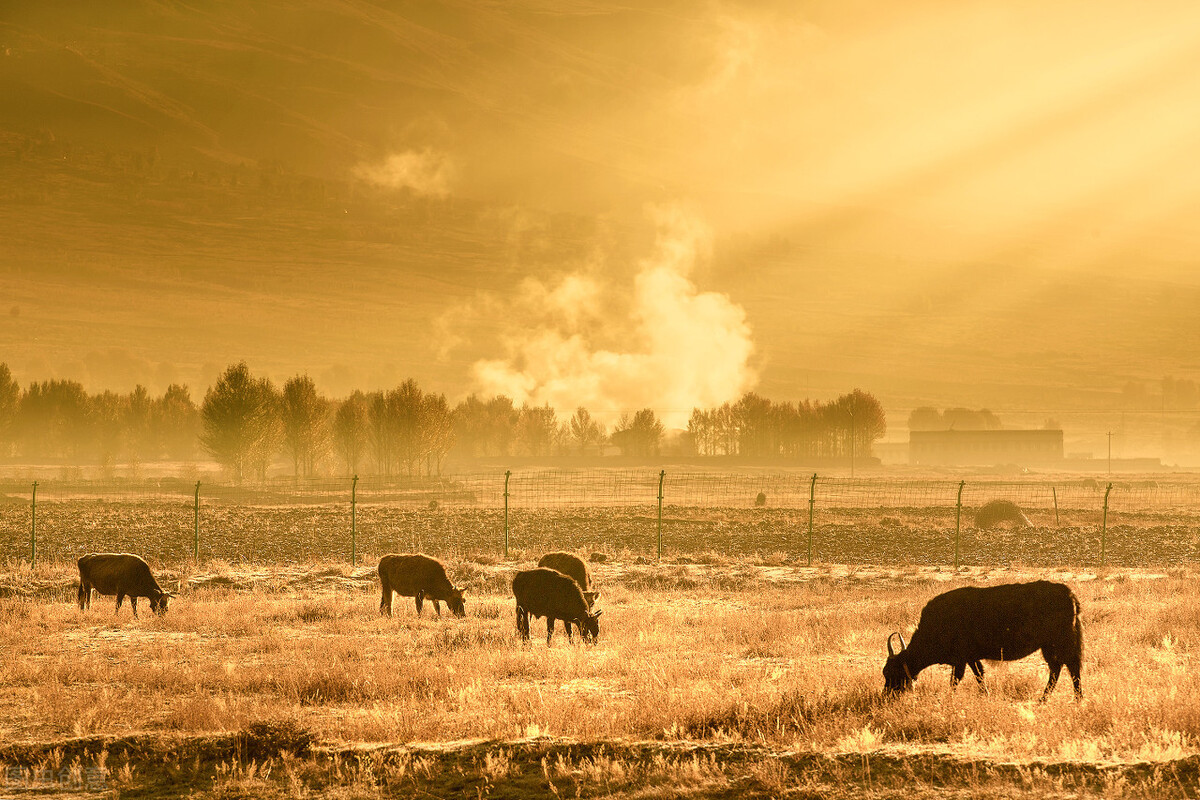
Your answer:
686,390 -> 886,458
0,364 -> 199,468
0,362 -> 888,481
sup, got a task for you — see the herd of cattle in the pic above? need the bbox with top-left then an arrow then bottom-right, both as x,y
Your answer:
73,552 -> 1083,700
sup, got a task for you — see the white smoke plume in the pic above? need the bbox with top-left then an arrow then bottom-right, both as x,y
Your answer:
353,148 -> 456,196
471,206 -> 756,428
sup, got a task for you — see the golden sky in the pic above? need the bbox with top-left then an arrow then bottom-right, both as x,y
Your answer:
2,0 -> 1199,446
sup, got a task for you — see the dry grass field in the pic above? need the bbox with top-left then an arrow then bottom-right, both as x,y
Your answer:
3,551 -> 1200,798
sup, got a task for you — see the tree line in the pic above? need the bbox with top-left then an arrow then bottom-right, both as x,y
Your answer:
686,390 -> 886,458
0,362 -> 888,481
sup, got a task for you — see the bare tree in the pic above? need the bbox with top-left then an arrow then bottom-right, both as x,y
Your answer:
611,408 -> 664,457
837,389 -> 887,457
153,384 -> 199,461
450,394 -> 489,458
366,391 -> 392,475
249,376 -> 282,481
281,375 -> 330,478
18,379 -> 90,461
568,406 -> 604,455
333,391 -> 369,475
486,395 -> 520,457
200,363 -> 277,484
387,379 -> 424,475
91,390 -> 126,475
0,363 -> 18,458
421,392 -> 454,475
516,403 -> 557,456
124,385 -> 152,467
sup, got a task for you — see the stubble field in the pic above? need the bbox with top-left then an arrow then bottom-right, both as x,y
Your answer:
2,502 -> 1200,798
4,497 -> 1200,567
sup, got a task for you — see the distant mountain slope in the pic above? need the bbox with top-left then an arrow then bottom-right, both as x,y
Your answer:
1,0 -> 1198,427
0,0 -> 686,204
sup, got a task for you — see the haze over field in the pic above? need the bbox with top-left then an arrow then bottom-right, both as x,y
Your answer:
2,1 -> 1200,455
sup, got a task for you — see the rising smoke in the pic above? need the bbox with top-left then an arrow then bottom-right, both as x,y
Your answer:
470,207 -> 756,428
353,148 -> 456,196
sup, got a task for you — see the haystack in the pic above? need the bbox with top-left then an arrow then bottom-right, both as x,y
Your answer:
974,499 -> 1032,529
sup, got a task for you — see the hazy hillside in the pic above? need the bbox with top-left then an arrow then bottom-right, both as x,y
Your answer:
2,0 -> 1199,456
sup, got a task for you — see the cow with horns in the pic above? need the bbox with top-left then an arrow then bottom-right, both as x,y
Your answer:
883,580 -> 1083,701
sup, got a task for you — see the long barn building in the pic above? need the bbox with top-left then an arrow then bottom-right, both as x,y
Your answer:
909,429 -> 1064,466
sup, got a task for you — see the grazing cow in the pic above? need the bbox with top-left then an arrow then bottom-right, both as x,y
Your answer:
537,551 -> 600,608
378,554 -> 465,618
883,580 -> 1082,701
512,567 -> 601,644
77,553 -> 172,617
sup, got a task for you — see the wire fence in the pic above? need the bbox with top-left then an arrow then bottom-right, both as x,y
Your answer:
2,470 -> 1198,568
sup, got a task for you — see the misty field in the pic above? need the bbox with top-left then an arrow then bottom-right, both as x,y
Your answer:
4,552 -> 1200,798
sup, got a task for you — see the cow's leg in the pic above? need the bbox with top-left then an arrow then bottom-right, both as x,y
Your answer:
516,606 -> 529,640
951,662 -> 966,687
433,599 -> 442,617
1065,654 -> 1083,700
969,661 -> 985,685
131,597 -> 139,618
77,582 -> 87,611
1041,656 -> 1063,702
546,617 -> 555,645
115,593 -> 125,614
565,621 -> 574,643
1065,628 -> 1084,700
380,587 -> 392,617
415,591 -> 424,616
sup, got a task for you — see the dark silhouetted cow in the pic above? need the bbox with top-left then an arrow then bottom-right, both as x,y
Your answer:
512,567 -> 601,644
883,580 -> 1082,701
537,551 -> 600,608
378,554 -> 465,618
77,553 -> 172,617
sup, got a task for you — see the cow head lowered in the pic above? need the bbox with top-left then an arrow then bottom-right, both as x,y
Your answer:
447,587 -> 466,618
882,632 -> 914,694
150,590 -> 174,615
579,609 -> 602,643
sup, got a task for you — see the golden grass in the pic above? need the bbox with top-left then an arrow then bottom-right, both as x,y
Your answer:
3,558 -> 1200,797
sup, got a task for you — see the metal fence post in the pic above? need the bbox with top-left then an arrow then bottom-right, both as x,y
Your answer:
954,480 -> 965,570
503,470 -> 511,558
351,474 -> 359,567
193,481 -> 201,561
807,473 -> 817,567
30,481 -> 37,570
1101,482 -> 1112,567
657,470 -> 666,559
1052,486 -> 1059,528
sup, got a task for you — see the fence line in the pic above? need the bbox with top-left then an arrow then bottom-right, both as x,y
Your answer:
3,470 -> 1198,567
3,471 -> 1196,508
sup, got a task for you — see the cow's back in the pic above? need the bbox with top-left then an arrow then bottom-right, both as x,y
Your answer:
513,567 -> 588,620
537,552 -> 590,591
78,553 -> 155,595
380,554 -> 450,596
918,581 -> 1078,661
